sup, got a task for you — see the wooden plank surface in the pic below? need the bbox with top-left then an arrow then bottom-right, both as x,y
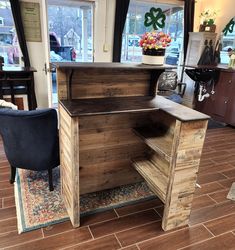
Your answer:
54,62 -> 176,70
59,104 -> 80,227
162,119 -> 208,231
60,96 -> 209,121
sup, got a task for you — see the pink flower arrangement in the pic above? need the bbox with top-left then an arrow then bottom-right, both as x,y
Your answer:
139,31 -> 171,50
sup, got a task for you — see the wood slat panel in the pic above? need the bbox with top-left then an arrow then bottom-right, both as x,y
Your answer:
59,104 -> 80,227
162,119 -> 208,231
79,160 -> 143,194
133,159 -> 168,203
79,112 -> 154,132
70,68 -> 150,99
79,128 -> 140,151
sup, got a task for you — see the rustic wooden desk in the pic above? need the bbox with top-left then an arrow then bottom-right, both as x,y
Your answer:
56,62 -> 209,231
0,66 -> 37,110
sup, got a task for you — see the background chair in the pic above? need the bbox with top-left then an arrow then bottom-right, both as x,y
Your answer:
157,71 -> 186,104
0,109 -> 59,191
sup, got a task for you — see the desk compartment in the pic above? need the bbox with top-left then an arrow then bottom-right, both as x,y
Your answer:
78,112 -> 155,194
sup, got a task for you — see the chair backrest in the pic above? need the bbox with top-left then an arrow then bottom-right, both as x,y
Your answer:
0,109 -> 59,171
157,71 -> 178,91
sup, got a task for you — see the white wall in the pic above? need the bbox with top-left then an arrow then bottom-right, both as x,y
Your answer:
194,0 -> 234,35
94,0 -> 115,62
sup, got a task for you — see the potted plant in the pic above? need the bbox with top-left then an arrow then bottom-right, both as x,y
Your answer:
199,10 -> 218,32
139,31 -> 171,65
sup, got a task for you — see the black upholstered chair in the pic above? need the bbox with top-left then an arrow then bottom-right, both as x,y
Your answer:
157,71 -> 186,104
0,108 -> 59,191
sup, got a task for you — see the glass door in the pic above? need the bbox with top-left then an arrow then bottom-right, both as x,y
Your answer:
47,0 -> 94,106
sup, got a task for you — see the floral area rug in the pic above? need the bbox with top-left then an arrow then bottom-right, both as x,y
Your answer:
15,168 -> 154,233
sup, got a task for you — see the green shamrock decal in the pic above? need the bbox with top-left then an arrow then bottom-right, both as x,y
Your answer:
144,7 -> 166,30
223,18 -> 235,36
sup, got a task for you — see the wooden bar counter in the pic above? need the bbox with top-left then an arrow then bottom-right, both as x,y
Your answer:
56,62 -> 209,231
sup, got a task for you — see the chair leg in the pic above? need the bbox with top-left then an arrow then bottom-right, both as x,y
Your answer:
10,166 -> 16,184
48,169 -> 54,191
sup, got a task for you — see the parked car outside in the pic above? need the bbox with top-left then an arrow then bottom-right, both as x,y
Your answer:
49,32 -> 76,62
165,46 -> 180,65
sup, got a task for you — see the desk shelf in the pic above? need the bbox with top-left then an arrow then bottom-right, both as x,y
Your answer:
132,158 -> 168,203
133,126 -> 173,162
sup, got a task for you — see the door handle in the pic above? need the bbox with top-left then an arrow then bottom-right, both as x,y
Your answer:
43,63 -> 49,75
43,63 -> 54,75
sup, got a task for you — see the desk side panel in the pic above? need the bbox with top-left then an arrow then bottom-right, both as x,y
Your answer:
162,119 -> 208,230
59,104 -> 80,227
57,68 -> 68,101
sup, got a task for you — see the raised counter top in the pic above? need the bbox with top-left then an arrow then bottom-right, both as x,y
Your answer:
54,62 -> 176,70
184,64 -> 235,72
60,95 -> 209,121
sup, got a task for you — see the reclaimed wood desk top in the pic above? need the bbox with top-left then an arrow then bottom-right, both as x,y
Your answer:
54,62 -> 176,70
60,95 -> 209,121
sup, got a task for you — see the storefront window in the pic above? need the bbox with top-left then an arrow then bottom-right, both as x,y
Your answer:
0,0 -> 20,65
121,0 -> 184,66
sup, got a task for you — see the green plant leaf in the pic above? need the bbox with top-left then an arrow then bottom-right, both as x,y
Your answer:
223,18 -> 235,36
144,7 -> 166,30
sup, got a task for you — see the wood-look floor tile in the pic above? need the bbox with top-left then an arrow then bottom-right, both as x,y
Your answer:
115,198 -> 162,217
0,217 -> 17,234
198,163 -> 235,175
3,196 -> 15,208
0,160 -> 8,167
204,213 -> 235,236
211,155 -> 235,164
229,160 -> 235,167
120,245 -> 139,250
0,229 -> 43,249
189,201 -> 235,226
0,166 -> 10,173
201,150 -> 228,160
181,232 -> 235,250
191,195 -> 216,210
194,182 -> 224,197
208,189 -> 230,203
218,177 -> 235,188
221,169 -> 235,178
0,172 -> 9,181
44,210 -> 118,237
90,209 -> 160,238
0,180 -> 12,190
5,227 -> 92,250
0,206 -> 16,221
199,159 -> 213,168
137,225 -> 212,250
0,198 -> 2,208
64,235 -> 121,250
197,172 -> 227,185
81,209 -> 118,226
0,187 -> 14,198
116,221 -> 165,247
43,220 -> 72,237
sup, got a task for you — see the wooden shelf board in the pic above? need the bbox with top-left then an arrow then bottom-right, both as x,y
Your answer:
133,126 -> 172,162
132,158 -> 167,203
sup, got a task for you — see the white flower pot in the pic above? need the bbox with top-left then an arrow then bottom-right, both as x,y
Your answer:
142,54 -> 165,65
